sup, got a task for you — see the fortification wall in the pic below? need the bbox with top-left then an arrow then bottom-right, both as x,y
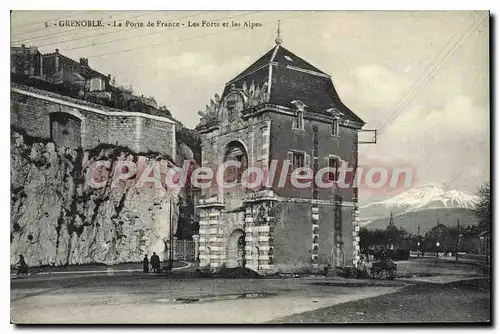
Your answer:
10,85 -> 176,156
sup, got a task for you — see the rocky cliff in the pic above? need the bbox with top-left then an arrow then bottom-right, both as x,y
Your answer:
11,130 -> 182,267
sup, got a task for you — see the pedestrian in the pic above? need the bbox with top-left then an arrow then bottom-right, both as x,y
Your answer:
357,255 -> 369,279
143,254 -> 149,273
151,252 -> 160,273
16,254 -> 28,276
380,249 -> 387,262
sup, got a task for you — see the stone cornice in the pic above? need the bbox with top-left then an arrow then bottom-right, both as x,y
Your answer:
276,197 -> 356,207
243,103 -> 365,129
11,87 -> 176,124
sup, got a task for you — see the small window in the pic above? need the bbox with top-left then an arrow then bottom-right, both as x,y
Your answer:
328,157 -> 340,181
332,118 -> 340,136
294,110 -> 304,130
90,77 -> 103,92
292,151 -> 305,169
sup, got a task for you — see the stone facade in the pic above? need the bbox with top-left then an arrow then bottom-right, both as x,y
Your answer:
11,84 -> 176,157
195,43 -> 365,275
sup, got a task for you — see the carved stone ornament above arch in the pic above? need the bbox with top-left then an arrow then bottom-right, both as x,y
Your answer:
240,81 -> 270,108
197,93 -> 221,125
221,91 -> 245,122
198,80 -> 270,126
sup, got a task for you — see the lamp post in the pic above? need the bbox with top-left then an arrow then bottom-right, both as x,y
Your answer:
455,219 -> 460,261
167,198 -> 174,274
480,236 -> 485,257
436,241 -> 440,258
416,224 -> 420,258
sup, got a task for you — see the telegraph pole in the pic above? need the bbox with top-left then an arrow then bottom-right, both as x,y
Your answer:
417,225 -> 421,258
456,218 -> 460,261
436,218 -> 441,258
167,198 -> 174,273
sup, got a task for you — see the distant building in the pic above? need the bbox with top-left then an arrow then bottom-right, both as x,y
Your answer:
10,46 -> 174,120
41,49 -> 111,93
10,45 -> 42,77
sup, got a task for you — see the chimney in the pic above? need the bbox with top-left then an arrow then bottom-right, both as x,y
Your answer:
55,49 -> 59,71
79,58 -> 89,67
21,44 -> 25,48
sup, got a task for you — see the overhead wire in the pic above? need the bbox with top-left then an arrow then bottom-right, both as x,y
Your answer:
60,11 -> 224,52
11,10 -> 94,30
12,11 -> 174,44
83,11 -> 309,59
375,11 -> 488,138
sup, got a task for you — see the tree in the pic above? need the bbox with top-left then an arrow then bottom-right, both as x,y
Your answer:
471,181 -> 491,233
359,225 -> 411,251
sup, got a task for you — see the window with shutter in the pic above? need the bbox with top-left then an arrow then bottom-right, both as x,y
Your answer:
286,151 -> 294,170
292,151 -> 305,169
328,156 -> 340,181
304,154 -> 311,168
286,151 -> 294,184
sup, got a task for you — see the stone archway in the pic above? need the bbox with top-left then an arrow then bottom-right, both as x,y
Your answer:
221,141 -> 249,210
225,229 -> 246,268
222,141 -> 248,183
49,111 -> 84,150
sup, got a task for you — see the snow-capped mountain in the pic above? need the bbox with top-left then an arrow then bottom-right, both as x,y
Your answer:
360,183 -> 479,221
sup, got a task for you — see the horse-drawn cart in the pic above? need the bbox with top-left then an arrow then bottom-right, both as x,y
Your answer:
370,258 -> 397,280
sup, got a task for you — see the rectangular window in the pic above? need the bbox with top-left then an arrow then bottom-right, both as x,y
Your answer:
90,77 -> 103,91
292,151 -> 305,169
332,118 -> 339,136
294,111 -> 304,130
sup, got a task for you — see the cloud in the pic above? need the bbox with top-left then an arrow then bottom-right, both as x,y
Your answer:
385,95 -> 489,142
156,51 -> 252,80
353,65 -> 412,110
156,51 -> 219,78
360,94 -> 489,196
336,64 -> 414,126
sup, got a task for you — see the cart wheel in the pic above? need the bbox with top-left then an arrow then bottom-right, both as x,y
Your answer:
372,268 -> 383,279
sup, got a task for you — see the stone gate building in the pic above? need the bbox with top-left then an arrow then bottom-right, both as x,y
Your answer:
195,38 -> 366,274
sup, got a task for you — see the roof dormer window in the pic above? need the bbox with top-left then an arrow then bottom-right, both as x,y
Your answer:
284,55 -> 293,62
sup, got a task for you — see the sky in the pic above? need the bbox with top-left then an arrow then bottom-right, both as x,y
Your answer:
10,10 -> 490,199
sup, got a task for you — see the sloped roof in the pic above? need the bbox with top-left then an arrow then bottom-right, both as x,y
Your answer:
223,44 -> 364,125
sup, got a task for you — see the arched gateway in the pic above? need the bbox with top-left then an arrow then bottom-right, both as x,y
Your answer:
225,229 -> 246,268
196,39 -> 365,275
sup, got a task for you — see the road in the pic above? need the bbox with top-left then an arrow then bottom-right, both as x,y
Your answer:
273,278 -> 491,323
10,258 -> 490,324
